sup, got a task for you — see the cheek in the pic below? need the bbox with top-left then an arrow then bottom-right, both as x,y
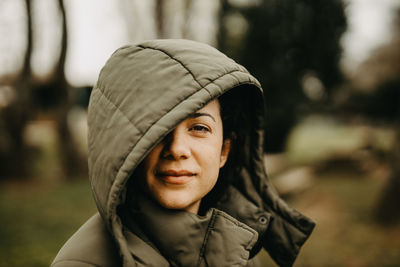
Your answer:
144,145 -> 162,169
198,143 -> 224,178
142,145 -> 163,184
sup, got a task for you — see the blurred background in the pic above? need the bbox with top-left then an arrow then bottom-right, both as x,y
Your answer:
0,0 -> 400,266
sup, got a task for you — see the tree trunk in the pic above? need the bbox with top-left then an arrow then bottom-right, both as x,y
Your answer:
155,0 -> 165,38
374,124 -> 400,224
54,0 -> 87,178
0,0 -> 34,178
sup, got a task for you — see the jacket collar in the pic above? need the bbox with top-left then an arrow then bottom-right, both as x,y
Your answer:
123,192 -> 258,267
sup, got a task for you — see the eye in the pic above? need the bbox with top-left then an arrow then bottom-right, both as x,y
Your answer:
189,125 -> 210,133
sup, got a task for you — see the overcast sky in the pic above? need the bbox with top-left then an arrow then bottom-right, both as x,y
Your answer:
340,0 -> 400,73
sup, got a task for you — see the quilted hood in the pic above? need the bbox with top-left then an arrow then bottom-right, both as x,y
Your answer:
87,39 -> 314,266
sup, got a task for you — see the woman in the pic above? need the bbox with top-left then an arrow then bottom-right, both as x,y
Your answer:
52,39 -> 315,267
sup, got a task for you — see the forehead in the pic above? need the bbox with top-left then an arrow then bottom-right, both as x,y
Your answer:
185,99 -> 221,123
196,99 -> 220,113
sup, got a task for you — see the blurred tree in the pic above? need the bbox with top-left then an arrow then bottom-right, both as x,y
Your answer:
0,0 -> 86,179
344,77 -> 400,223
156,0 -> 192,39
118,0 -> 158,41
375,112 -> 400,224
218,0 -> 347,152
338,8 -> 400,223
52,0 -> 87,177
156,0 -> 166,37
348,10 -> 400,93
121,0 -> 219,45
0,0 -> 34,177
31,0 -> 87,177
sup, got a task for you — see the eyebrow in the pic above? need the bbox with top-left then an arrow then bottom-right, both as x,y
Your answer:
189,112 -> 216,122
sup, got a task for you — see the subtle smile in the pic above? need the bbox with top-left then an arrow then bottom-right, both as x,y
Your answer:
156,170 -> 196,185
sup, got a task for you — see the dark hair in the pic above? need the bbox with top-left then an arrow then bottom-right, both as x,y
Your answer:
198,87 -> 250,213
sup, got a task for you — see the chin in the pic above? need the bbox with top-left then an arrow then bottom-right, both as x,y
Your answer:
159,198 -> 191,210
161,202 -> 189,211
156,194 -> 196,212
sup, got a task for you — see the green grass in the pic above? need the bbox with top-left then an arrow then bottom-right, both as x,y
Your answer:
290,171 -> 400,266
0,179 -> 96,267
256,169 -> 400,266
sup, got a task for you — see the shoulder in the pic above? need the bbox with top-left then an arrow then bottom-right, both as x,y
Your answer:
51,213 -> 121,267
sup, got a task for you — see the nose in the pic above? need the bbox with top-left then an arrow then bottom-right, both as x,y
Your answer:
162,126 -> 191,160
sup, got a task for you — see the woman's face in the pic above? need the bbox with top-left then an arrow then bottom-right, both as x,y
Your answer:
141,99 -> 231,214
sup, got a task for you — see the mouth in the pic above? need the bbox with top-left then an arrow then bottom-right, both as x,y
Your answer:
156,170 -> 196,185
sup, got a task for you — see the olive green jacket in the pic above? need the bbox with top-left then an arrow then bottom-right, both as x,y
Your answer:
52,39 -> 315,267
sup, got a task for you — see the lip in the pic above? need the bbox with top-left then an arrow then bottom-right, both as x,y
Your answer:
156,170 -> 196,185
